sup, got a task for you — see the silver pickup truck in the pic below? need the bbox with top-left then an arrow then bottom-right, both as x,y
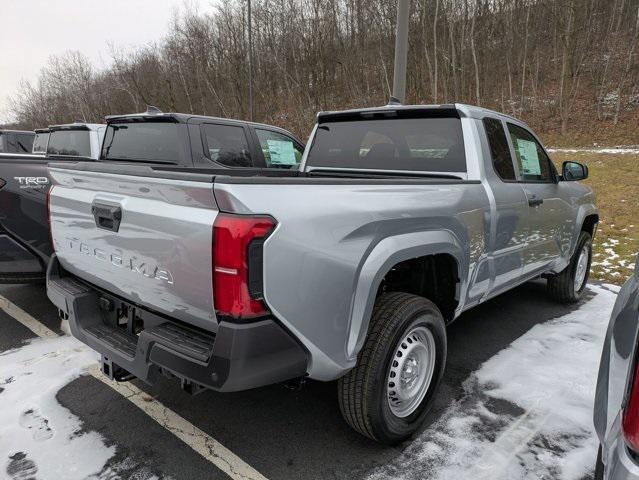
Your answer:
46,104 -> 598,444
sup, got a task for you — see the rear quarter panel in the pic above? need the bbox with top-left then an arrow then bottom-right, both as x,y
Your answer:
214,179 -> 490,379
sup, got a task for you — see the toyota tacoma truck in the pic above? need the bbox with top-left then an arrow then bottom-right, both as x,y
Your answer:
0,112 -> 304,284
0,122 -> 106,283
46,104 -> 598,444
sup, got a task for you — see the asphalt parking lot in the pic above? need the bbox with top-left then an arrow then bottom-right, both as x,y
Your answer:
0,280 -> 612,480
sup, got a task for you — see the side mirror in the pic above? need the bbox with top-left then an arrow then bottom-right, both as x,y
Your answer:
562,161 -> 588,181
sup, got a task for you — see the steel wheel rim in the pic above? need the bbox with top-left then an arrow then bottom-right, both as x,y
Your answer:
574,245 -> 590,291
386,323 -> 436,418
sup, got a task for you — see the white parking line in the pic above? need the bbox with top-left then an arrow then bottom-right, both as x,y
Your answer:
0,293 -> 269,480
0,295 -> 58,339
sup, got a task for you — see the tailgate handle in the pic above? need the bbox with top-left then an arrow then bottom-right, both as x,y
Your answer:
528,195 -> 544,208
92,202 -> 122,232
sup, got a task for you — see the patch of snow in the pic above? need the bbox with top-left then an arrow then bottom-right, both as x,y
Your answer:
604,248 -> 619,260
548,147 -> 639,154
368,284 -> 617,480
0,336 -> 115,479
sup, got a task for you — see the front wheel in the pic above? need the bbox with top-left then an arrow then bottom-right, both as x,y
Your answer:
547,231 -> 592,304
337,292 -> 447,445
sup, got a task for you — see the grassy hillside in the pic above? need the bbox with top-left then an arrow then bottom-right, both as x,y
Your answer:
550,151 -> 639,284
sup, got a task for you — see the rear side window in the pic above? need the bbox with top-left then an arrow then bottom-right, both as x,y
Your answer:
255,129 -> 303,169
32,133 -> 49,153
507,123 -> 553,182
307,117 -> 466,173
16,134 -> 34,153
2,133 -> 33,153
202,124 -> 252,168
483,118 -> 515,181
48,130 -> 91,157
102,123 -> 182,163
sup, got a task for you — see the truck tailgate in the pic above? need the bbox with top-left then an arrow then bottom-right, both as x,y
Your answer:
49,165 -> 219,332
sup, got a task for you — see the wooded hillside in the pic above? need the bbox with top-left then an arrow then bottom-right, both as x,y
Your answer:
8,0 -> 639,145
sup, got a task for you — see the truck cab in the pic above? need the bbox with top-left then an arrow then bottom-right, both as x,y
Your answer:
0,129 -> 35,155
47,123 -> 106,160
101,110 -> 305,169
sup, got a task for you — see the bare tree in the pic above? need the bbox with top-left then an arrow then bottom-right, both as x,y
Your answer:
7,0 -> 639,140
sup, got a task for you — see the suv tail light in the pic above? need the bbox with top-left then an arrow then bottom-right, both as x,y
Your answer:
623,356 -> 639,451
213,213 -> 276,320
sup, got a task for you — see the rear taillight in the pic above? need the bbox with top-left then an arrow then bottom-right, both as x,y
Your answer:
623,358 -> 639,451
213,213 -> 276,320
0,178 -> 5,189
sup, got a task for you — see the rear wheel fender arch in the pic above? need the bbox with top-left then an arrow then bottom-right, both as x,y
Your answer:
346,230 -> 465,362
574,206 -> 599,252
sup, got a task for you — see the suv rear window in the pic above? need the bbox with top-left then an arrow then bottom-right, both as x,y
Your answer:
101,122 -> 182,163
48,130 -> 91,157
307,117 -> 466,173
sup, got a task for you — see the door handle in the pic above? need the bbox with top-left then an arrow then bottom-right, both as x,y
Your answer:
528,196 -> 544,208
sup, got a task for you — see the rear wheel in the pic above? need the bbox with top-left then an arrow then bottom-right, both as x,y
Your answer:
547,231 -> 592,304
338,292 -> 447,445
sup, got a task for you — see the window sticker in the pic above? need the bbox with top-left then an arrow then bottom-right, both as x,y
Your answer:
516,138 -> 541,175
266,139 -> 297,165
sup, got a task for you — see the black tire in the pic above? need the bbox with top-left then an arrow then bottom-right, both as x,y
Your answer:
594,445 -> 604,480
547,231 -> 592,304
338,292 -> 447,445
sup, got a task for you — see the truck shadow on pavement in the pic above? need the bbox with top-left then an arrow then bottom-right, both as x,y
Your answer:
53,280 -> 593,480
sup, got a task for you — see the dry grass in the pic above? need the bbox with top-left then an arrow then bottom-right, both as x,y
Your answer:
550,151 -> 639,285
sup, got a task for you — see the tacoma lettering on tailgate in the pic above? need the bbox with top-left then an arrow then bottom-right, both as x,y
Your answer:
62,237 -> 174,285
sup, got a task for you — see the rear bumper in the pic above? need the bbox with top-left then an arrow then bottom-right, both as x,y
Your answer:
46,255 -> 308,393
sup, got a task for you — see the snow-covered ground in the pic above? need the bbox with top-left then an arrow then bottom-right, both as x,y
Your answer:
369,284 -> 618,480
0,284 -> 619,480
0,336 -> 114,479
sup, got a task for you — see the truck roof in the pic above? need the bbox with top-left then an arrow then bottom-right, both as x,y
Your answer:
104,109 -> 306,148
48,122 -> 105,132
317,103 -> 529,127
105,111 -> 294,133
0,129 -> 35,135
